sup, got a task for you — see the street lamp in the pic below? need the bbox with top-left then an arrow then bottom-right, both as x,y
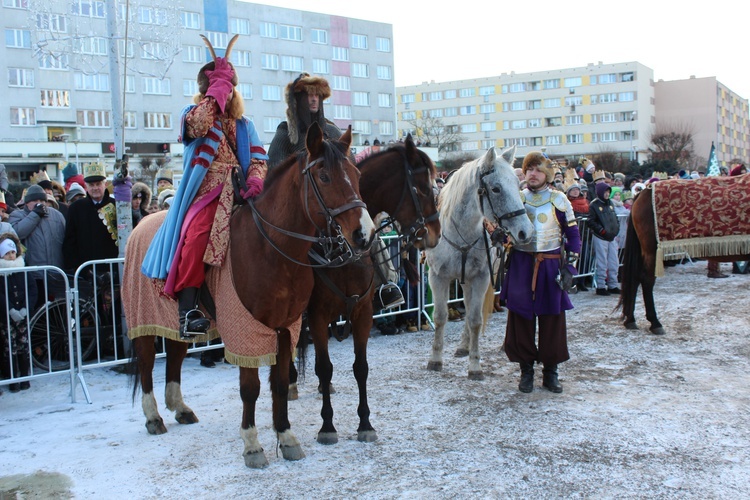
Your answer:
60,133 -> 70,161
629,111 -> 637,162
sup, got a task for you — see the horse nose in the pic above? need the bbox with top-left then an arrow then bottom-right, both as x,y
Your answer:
518,230 -> 528,243
354,210 -> 376,250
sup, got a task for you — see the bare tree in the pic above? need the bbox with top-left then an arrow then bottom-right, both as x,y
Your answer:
406,115 -> 465,158
648,122 -> 696,165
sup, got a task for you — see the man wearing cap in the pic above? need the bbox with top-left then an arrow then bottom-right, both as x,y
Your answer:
267,72 -> 342,169
63,162 -> 118,275
501,151 -> 581,394
9,184 -> 66,307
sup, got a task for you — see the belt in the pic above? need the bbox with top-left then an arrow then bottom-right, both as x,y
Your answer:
532,252 -> 561,299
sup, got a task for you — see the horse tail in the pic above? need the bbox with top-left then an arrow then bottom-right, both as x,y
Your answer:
295,314 -> 309,383
481,282 -> 495,335
129,349 -> 142,404
618,214 -> 642,316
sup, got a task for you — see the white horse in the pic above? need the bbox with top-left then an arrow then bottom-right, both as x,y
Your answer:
425,146 -> 534,380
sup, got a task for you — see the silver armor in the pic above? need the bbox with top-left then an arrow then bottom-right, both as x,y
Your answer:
514,187 -> 575,253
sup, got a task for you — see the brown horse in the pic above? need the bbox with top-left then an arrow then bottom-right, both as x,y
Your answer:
620,175 -> 750,335
300,134 -> 441,445
123,124 -> 375,468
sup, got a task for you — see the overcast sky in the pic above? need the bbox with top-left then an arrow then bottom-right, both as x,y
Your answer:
250,0 -> 750,99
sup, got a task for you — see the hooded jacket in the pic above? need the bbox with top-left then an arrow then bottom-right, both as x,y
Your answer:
587,183 -> 620,241
131,181 -> 152,226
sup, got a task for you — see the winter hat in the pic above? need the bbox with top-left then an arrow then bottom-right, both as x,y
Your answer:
610,186 -> 623,198
373,138 -> 381,146
0,238 -> 16,258
690,171 -> 700,179
24,184 -> 47,204
158,188 -> 175,209
595,182 -> 611,201
730,164 -> 746,176
284,72 -> 332,146
62,162 -> 78,182
66,182 -> 86,202
614,172 -> 626,182
131,181 -> 152,209
156,168 -> 173,185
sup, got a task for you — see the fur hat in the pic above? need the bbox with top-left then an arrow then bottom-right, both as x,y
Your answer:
521,151 -> 555,183
24,184 -> 47,204
83,162 -> 106,182
66,182 -> 86,202
614,172 -> 626,181
284,72 -> 332,146
155,168 -> 173,185
131,182 -> 152,209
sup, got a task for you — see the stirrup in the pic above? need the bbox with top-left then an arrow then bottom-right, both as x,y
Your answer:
180,308 -> 210,338
373,283 -> 405,310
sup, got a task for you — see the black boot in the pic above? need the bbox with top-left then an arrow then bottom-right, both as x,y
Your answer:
17,354 -> 30,390
542,364 -> 563,393
177,287 -> 210,339
518,362 -> 534,393
5,354 -> 20,393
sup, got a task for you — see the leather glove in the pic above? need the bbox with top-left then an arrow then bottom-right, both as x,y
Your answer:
9,308 -> 26,322
33,203 -> 48,218
205,57 -> 235,114
112,174 -> 133,202
243,176 -> 264,200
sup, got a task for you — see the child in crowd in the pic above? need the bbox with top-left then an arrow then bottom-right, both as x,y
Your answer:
0,232 -> 37,393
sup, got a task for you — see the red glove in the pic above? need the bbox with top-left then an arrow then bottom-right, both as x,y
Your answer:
205,57 -> 235,113
243,176 -> 264,199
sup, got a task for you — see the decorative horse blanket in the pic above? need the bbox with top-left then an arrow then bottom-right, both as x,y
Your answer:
123,211 -> 301,368
652,175 -> 750,275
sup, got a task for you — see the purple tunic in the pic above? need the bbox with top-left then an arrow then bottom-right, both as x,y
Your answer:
500,209 -> 581,321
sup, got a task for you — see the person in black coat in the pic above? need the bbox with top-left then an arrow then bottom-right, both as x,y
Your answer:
587,182 -> 621,295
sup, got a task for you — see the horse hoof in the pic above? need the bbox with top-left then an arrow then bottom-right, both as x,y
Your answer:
288,383 -> 299,401
426,361 -> 443,372
317,432 -> 339,445
175,411 -> 199,425
650,326 -> 666,335
468,371 -> 485,381
454,348 -> 469,358
624,321 -> 639,330
317,383 -> 336,394
280,444 -> 305,461
357,430 -> 378,443
244,451 -> 269,469
146,418 -> 167,435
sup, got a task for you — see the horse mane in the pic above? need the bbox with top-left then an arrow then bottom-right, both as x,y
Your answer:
263,137 -> 351,192
357,142 -> 437,179
438,156 -> 481,221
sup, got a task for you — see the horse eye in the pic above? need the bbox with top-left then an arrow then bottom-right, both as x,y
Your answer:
492,187 -> 501,193
319,170 -> 331,183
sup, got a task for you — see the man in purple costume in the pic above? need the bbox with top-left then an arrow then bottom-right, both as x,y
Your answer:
500,152 -> 581,394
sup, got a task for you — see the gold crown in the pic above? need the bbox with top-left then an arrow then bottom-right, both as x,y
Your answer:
83,162 -> 107,181
653,171 -> 669,180
30,170 -> 51,185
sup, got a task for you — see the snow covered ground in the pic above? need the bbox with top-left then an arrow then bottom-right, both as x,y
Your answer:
1,260 -> 748,498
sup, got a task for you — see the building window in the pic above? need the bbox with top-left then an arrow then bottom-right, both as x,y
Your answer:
36,13 -> 67,33
461,141 -> 478,151
123,111 -> 136,129
621,72 -> 634,82
564,77 -> 581,88
510,101 -> 526,111
354,120 -> 371,134
280,55 -> 303,71
481,122 -> 497,132
40,89 -> 69,107
511,120 -> 526,129
183,45 -> 203,63
332,46 -> 349,61
460,87 -> 475,98
77,109 -> 110,128
566,134 -> 583,144
479,85 -> 495,96
351,63 -> 369,78
141,42 -> 166,60
543,79 -> 560,89
379,121 -> 394,136
333,105 -> 351,120
351,34 -> 368,49
232,50 -> 252,67
144,112 -> 172,129
461,123 -> 477,133
312,58 -> 329,74
459,106 -> 476,116
508,83 -> 525,93
261,53 -> 279,70
598,93 -> 618,104
181,11 -> 201,29
5,28 -> 31,48
528,118 -> 541,128
376,37 -> 390,52
230,17 -> 250,35
119,39 -> 134,58
262,85 -> 281,101
565,96 -> 583,106
546,135 -> 561,145
263,116 -> 282,133
480,103 -> 494,114
331,75 -> 350,91
11,107 -> 35,126
566,115 -> 583,125
142,77 -> 171,95
279,24 -> 302,41
401,94 -> 415,104
183,79 -> 198,96
353,92 -> 370,106
139,7 -> 167,25
444,89 -> 456,99
122,75 -> 134,93
205,31 -> 227,49
73,36 -> 107,55
311,28 -> 328,44
401,111 -> 416,121
260,22 -> 277,38
601,132 -> 617,142
528,99 -> 541,110
428,108 -> 443,118
237,83 -> 252,100
600,113 -> 616,123
428,91 -> 442,101
74,73 -> 109,91
376,65 -> 392,80
3,0 -> 28,8
619,91 -> 635,102
445,107 -> 458,117
544,98 -> 561,108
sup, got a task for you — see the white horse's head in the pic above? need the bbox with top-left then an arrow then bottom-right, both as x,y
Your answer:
476,146 -> 534,245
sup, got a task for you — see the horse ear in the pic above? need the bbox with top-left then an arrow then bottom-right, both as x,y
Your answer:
480,147 -> 497,175
305,122 -> 324,157
404,133 -> 417,158
339,125 -> 352,152
500,145 -> 516,165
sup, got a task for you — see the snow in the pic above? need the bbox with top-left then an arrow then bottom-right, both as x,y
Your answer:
1,261 -> 749,498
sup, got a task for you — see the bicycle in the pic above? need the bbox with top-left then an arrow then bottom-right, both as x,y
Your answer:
29,271 -> 120,372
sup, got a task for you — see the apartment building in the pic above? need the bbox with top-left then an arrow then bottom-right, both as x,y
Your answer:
1,0 -> 396,182
654,76 -> 749,165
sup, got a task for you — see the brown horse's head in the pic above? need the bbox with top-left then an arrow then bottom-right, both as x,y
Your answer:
357,134 -> 441,250
303,123 -> 375,254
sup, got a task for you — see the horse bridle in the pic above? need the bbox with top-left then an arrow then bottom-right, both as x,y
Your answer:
248,155 -> 367,268
378,154 -> 440,250
478,168 -> 527,238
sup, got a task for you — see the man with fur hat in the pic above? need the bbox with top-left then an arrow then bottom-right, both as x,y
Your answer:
9,184 -> 66,307
141,34 -> 268,338
500,151 -> 581,394
267,72 -> 341,169
587,182 -> 621,295
155,168 -> 174,194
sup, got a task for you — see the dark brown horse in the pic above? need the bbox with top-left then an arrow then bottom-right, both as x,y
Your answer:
123,124 -> 375,468
620,176 -> 750,335
299,135 -> 441,445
